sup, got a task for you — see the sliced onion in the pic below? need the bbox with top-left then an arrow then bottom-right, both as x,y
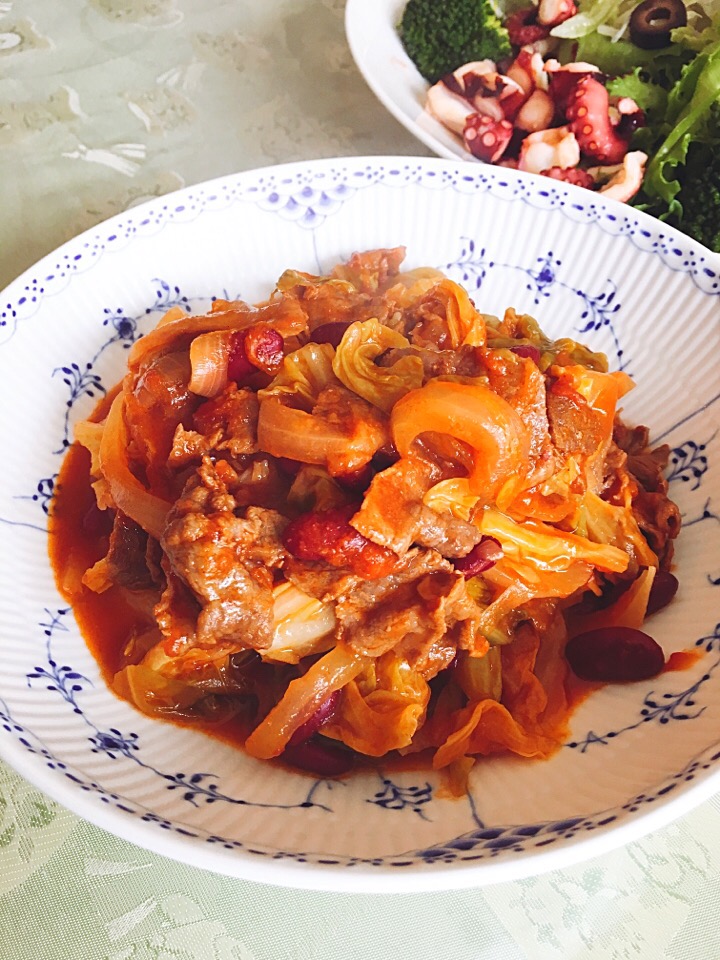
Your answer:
99,393 -> 171,540
257,396 -> 385,473
128,307 -> 254,373
156,305 -> 187,328
453,536 -> 503,577
244,644 -> 367,759
188,331 -> 232,397
287,690 -> 341,746
258,397 -> 344,463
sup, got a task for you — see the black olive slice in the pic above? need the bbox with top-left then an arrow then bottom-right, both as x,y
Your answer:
629,0 -> 688,49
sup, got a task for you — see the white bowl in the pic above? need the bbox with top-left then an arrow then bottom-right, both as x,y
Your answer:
345,0 -> 481,162
0,156 -> 719,892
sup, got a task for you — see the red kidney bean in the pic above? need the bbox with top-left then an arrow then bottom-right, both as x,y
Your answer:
227,331 -> 255,382
453,536 -> 503,578
646,571 -> 679,616
310,321 -> 353,348
245,327 -> 284,374
287,691 -> 341,747
283,736 -> 354,777
510,344 -> 542,365
335,463 -> 374,493
565,626 -> 665,682
228,327 -> 284,381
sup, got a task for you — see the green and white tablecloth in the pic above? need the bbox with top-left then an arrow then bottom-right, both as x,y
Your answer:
2,1 -> 720,956
3,760 -> 720,959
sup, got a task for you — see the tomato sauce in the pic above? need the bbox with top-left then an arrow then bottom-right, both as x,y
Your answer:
663,648 -> 704,673
50,444 -> 143,681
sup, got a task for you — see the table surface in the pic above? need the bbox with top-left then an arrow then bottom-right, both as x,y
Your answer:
2,1 -> 720,957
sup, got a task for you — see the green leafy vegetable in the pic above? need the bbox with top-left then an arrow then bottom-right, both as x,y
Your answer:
607,67 -> 669,124
640,40 -> 720,213
398,0 -> 720,251
615,34 -> 720,252
550,0 -> 632,38
557,33 -> 690,79
674,134 -> 720,251
398,0 -> 511,84
672,0 -> 720,52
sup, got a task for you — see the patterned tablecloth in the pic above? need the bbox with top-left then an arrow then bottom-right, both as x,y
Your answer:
2,2 -> 720,957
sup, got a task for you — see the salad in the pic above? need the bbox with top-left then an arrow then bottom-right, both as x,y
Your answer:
398,0 -> 720,251
50,248 -> 680,782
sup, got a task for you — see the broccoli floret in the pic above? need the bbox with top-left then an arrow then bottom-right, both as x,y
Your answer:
399,0 -> 512,85
673,142 -> 720,253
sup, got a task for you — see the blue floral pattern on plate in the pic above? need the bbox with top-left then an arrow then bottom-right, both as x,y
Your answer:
2,161 -> 717,340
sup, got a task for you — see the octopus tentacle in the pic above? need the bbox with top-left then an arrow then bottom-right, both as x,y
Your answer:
518,125 -> 580,174
590,151 -> 649,202
566,76 -> 633,165
515,89 -> 555,132
538,0 -> 577,25
426,82 -> 475,136
544,60 -> 600,115
540,166 -> 595,189
464,116 -> 514,163
505,8 -> 551,47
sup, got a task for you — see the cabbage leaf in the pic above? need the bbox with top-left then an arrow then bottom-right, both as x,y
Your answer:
333,318 -> 424,412
258,342 -> 338,408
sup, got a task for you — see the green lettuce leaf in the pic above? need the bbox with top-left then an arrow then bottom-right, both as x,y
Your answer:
607,68 -> 669,124
556,33 -> 690,79
549,0 -> 630,38
671,0 -> 720,52
642,40 -> 720,208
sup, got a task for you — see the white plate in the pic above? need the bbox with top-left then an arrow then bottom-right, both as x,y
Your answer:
1,156 -> 719,893
345,0 -> 480,162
